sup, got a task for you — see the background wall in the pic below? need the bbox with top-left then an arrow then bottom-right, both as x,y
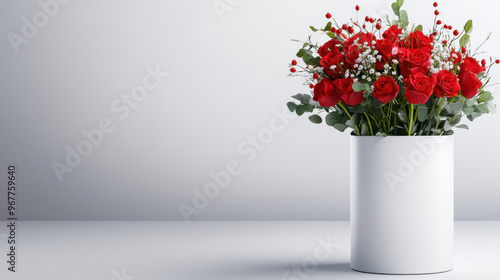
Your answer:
0,0 -> 499,221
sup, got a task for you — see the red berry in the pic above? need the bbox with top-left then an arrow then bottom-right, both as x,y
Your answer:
355,5 -> 360,11
342,24 -> 347,30
442,40 -> 448,44
290,68 -> 296,73
326,13 -> 332,19
309,84 -> 314,89
481,59 -> 486,66
434,10 -> 439,16
362,24 -> 366,29
365,16 -> 369,22
336,29 -> 342,35
453,30 -> 459,36
448,25 -> 452,30
430,35 -> 434,41
291,60 -> 297,66
348,26 -> 354,33
375,23 -> 381,30
369,18 -> 375,23
433,32 -> 437,35
313,73 -> 319,79
433,2 -> 438,7
443,24 -> 448,29
496,59 -> 500,64
461,46 -> 466,54
436,20 -> 442,25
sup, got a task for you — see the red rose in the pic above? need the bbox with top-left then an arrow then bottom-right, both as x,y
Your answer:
382,25 -> 402,39
332,78 -> 364,106
404,73 -> 435,104
375,38 -> 397,70
406,30 -> 432,53
318,39 -> 342,57
459,70 -> 482,99
372,76 -> 400,103
398,48 -> 431,77
460,56 -> 486,75
344,45 -> 360,67
434,70 -> 460,98
313,78 -> 340,107
320,52 -> 345,79
343,32 -> 375,50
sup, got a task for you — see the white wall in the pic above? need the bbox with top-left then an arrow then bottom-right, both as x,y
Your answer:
0,0 -> 499,221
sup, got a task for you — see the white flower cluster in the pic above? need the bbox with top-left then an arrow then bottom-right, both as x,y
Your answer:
430,42 -> 454,73
346,39 -> 383,83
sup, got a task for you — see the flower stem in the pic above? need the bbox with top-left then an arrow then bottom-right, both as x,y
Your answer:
338,102 -> 361,135
408,104 -> 414,136
364,112 -> 374,135
434,97 -> 446,135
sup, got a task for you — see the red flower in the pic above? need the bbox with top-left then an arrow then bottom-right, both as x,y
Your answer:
318,38 -> 342,57
320,52 -> 345,79
404,73 -> 435,104
434,70 -> 460,98
372,76 -> 400,103
398,48 -> 431,77
344,45 -> 360,67
313,78 -> 340,107
406,30 -> 433,53
460,56 -> 486,75
332,78 -> 364,106
382,25 -> 402,39
459,70 -> 482,99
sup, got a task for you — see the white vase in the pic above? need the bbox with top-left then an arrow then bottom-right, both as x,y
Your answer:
350,135 -> 454,274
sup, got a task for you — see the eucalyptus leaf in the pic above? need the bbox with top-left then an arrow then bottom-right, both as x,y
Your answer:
397,0 -> 404,7
325,111 -> 346,126
308,114 -> 322,124
455,124 -> 469,130
287,102 -> 296,112
417,106 -> 428,122
333,124 -> 348,132
324,21 -> 332,32
392,3 -> 400,16
309,26 -> 318,32
352,82 -> 366,92
478,91 -> 493,103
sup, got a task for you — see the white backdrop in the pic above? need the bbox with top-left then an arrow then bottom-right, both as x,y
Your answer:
0,0 -> 499,221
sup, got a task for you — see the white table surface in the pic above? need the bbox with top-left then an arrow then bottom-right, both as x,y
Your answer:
0,221 -> 499,280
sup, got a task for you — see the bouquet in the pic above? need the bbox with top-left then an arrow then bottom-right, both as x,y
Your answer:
287,1 -> 498,136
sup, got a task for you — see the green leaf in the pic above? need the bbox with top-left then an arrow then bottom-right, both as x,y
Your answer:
325,111 -> 346,126
446,103 -> 463,115
309,26 -> 318,32
391,2 -> 400,16
414,24 -> 423,32
397,0 -> 404,7
478,91 -> 493,103
295,105 -> 306,116
327,32 -> 336,38
349,106 -> 366,113
352,82 -> 366,92
333,124 -> 348,132
361,123 -> 370,135
296,49 -> 308,58
475,103 -> 490,113
417,105 -> 428,122
455,124 -> 469,130
308,114 -> 322,124
449,115 -> 462,126
287,102 -> 296,112
324,21 -> 332,32
467,112 -> 482,121
444,120 -> 452,131
462,107 -> 474,115
399,10 -> 408,23
464,19 -> 473,34
460,34 -> 470,48
291,93 -> 311,104
303,54 -> 321,66
376,132 -> 387,136
397,109 -> 408,123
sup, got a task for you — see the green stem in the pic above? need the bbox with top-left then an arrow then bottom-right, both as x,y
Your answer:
434,97 -> 446,135
408,104 -> 414,136
338,102 -> 361,135
364,112 -> 374,135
